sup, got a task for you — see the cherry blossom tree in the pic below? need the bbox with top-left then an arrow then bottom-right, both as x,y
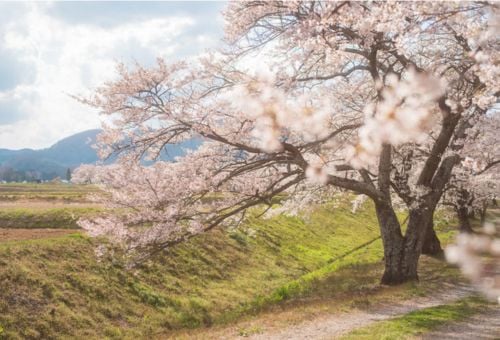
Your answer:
444,163 -> 499,233
437,109 -> 499,234
74,1 -> 499,285
443,114 -> 499,302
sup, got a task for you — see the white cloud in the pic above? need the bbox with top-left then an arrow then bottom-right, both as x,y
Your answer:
0,2 -> 218,149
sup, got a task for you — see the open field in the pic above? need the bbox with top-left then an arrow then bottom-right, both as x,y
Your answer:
0,184 -> 495,339
0,228 -> 77,242
0,201 -> 101,209
0,183 -> 98,202
0,206 -> 103,230
0,183 -> 102,232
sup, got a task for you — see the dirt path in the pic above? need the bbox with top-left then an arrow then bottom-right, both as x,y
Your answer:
419,306 -> 500,340
242,282 -> 475,340
0,228 -> 77,242
172,282 -> 483,340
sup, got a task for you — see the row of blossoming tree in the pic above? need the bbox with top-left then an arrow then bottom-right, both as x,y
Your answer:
74,1 -> 499,287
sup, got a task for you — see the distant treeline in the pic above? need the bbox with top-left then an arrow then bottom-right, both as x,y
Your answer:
0,166 -> 70,182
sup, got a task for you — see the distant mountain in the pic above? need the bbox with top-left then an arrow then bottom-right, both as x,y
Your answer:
0,129 -> 200,181
41,129 -> 102,166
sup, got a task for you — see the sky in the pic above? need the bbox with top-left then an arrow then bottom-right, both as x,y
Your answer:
0,1 -> 225,150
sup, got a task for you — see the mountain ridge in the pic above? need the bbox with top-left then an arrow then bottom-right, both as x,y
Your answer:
0,129 -> 199,181
0,129 -> 102,181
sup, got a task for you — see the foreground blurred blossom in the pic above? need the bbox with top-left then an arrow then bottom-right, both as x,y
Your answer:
349,69 -> 446,169
446,222 -> 500,303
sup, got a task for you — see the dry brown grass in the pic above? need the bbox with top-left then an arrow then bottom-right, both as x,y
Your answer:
0,228 -> 78,241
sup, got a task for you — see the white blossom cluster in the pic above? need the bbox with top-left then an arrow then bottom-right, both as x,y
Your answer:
446,222 -> 500,303
348,69 -> 445,169
230,71 -> 332,153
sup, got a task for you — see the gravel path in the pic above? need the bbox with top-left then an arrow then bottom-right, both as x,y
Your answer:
246,282 -> 477,340
419,306 -> 500,340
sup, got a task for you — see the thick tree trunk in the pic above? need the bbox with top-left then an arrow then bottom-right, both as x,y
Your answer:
401,209 -> 428,279
375,202 -> 420,285
457,207 -> 474,233
381,242 -> 420,285
421,219 -> 443,255
413,202 -> 442,256
455,188 -> 475,233
479,204 -> 488,226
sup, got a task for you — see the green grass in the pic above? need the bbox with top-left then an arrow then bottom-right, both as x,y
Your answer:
341,296 -> 490,340
0,195 -> 462,339
0,200 -> 385,339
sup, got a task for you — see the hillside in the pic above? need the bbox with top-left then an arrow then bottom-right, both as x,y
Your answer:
0,130 -> 101,181
0,196 -> 464,339
0,130 -> 200,181
39,129 -> 103,167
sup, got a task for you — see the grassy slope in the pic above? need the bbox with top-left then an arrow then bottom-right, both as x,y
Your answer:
0,201 -> 456,339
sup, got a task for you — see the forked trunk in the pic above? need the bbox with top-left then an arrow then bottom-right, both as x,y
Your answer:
375,202 -> 420,285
